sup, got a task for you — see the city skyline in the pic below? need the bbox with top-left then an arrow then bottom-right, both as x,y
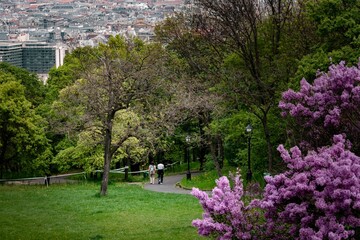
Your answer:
0,0 -> 190,78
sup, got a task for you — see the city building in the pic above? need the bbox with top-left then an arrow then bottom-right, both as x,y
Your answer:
0,41 -> 66,82
0,42 -> 23,68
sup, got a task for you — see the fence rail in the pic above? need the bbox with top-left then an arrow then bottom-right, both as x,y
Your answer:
0,162 -> 180,185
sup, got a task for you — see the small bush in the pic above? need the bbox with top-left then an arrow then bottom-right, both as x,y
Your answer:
191,172 -> 259,239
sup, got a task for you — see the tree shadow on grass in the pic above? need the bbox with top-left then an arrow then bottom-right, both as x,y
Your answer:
89,234 -> 104,240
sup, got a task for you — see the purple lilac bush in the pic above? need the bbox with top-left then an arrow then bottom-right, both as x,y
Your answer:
192,135 -> 360,239
279,61 -> 360,153
260,134 -> 360,239
191,173 -> 257,239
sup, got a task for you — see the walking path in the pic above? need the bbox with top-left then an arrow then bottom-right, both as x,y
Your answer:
1,171 -> 211,195
143,172 -> 201,194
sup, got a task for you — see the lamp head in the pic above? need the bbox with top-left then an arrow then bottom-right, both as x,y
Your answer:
245,124 -> 252,133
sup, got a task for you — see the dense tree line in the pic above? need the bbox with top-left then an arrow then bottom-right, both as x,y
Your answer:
1,0 -> 359,196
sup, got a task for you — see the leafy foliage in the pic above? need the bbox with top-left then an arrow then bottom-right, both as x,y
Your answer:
0,62 -> 46,107
293,0 -> 360,83
0,71 -> 50,177
307,0 -> 360,51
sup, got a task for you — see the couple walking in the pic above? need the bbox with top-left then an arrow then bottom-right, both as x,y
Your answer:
149,162 -> 164,184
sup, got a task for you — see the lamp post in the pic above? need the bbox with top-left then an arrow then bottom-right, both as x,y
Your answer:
245,124 -> 253,181
186,135 -> 191,180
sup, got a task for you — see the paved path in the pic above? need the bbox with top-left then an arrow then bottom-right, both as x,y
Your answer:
2,172 -> 211,196
143,172 -> 200,194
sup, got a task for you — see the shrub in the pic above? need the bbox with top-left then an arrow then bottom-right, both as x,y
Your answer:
259,135 -> 360,239
193,135 -> 360,239
191,172 -> 259,239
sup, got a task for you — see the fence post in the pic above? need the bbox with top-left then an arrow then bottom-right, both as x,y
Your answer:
44,176 -> 49,187
125,166 -> 129,181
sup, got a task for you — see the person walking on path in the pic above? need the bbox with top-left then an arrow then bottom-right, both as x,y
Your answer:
149,162 -> 156,184
157,162 -> 164,184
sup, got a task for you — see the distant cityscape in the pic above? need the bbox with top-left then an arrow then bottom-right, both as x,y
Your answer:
0,0 -> 191,81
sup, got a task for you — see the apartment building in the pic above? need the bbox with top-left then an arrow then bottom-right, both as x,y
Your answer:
0,41 -> 66,75
0,42 -> 23,68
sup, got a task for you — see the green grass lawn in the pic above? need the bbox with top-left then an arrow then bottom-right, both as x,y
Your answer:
0,182 -> 205,240
180,171 -> 220,191
180,165 -> 239,191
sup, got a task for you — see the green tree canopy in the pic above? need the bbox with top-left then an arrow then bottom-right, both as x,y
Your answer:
0,71 -> 50,178
293,0 -> 360,83
0,62 -> 46,107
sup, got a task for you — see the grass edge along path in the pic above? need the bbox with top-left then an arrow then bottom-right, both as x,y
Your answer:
0,183 -> 205,240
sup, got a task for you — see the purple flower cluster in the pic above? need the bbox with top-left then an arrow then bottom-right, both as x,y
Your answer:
191,172 -> 255,239
260,134 -> 360,239
192,135 -> 360,239
279,61 -> 360,153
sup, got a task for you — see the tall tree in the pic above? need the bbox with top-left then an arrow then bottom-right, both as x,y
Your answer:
155,15 -> 224,175
190,0 -> 315,173
53,36 -> 168,195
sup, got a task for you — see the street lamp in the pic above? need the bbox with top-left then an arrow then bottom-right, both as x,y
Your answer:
245,124 -> 253,181
186,135 -> 191,180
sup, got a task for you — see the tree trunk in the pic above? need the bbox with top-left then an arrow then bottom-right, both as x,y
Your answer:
209,135 -> 223,178
199,144 -> 206,171
218,136 -> 224,169
100,122 -> 112,196
198,117 -> 206,171
0,128 -> 9,179
125,157 -> 130,181
261,115 -> 274,173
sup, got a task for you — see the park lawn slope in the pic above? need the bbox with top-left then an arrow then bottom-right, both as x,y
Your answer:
0,183 -> 204,240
